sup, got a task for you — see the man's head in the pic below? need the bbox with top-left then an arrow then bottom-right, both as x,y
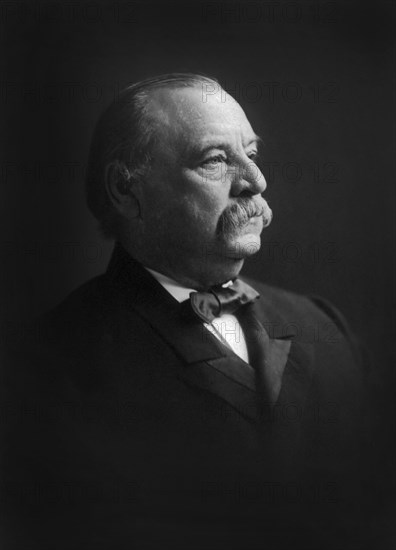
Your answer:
86,73 -> 272,289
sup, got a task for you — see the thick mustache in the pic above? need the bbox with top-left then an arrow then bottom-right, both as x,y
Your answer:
217,198 -> 273,236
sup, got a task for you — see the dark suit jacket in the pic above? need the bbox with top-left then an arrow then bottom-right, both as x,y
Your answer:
1,243 -> 373,549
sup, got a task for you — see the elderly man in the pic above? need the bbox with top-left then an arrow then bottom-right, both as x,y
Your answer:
3,74 -> 371,549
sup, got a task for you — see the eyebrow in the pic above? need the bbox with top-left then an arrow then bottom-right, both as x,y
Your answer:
249,134 -> 263,148
188,134 -> 264,158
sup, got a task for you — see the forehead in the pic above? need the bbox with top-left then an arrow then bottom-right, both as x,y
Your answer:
149,86 -> 257,153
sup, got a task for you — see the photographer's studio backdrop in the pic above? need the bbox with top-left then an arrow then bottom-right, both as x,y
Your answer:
1,0 -> 393,454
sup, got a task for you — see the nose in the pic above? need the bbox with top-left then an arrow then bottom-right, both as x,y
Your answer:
230,156 -> 267,197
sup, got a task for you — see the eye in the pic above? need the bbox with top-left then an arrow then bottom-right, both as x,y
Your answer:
247,150 -> 259,162
201,154 -> 227,168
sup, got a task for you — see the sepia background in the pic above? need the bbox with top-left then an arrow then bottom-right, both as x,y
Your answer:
0,0 -> 394,511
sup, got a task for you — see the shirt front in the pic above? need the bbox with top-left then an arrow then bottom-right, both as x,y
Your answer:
145,267 -> 250,363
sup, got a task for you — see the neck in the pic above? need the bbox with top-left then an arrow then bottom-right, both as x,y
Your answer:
119,240 -> 244,290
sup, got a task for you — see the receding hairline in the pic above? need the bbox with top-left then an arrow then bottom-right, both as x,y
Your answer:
133,79 -> 229,125
140,83 -> 251,142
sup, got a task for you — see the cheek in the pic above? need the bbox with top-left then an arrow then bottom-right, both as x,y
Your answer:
146,169 -> 229,233
181,171 -> 229,219
181,196 -> 226,234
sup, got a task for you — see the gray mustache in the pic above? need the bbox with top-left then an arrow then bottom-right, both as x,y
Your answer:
217,198 -> 273,236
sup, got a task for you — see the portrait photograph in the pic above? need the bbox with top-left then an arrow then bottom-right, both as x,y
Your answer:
0,0 -> 394,548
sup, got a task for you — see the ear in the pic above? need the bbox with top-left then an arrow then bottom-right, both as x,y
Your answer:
104,160 -> 142,219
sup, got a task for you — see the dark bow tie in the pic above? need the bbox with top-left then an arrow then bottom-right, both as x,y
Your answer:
185,279 -> 260,324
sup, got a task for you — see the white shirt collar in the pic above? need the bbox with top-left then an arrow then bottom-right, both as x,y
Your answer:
145,266 -> 235,304
145,267 -> 196,303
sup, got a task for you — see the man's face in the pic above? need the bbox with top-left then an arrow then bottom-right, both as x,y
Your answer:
132,85 -> 272,286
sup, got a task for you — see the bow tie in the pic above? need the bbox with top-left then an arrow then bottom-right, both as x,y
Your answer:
185,279 -> 260,324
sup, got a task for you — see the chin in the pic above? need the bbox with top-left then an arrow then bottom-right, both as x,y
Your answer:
223,233 -> 262,259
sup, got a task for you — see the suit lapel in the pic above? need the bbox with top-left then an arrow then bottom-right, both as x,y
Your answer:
105,244 -> 315,424
236,302 -> 292,405
245,292 -> 316,418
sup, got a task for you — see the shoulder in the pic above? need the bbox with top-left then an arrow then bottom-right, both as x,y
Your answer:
242,275 -> 336,325
3,274 -> 120,369
46,274 -> 109,322
242,275 -> 365,368
243,277 -> 355,340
